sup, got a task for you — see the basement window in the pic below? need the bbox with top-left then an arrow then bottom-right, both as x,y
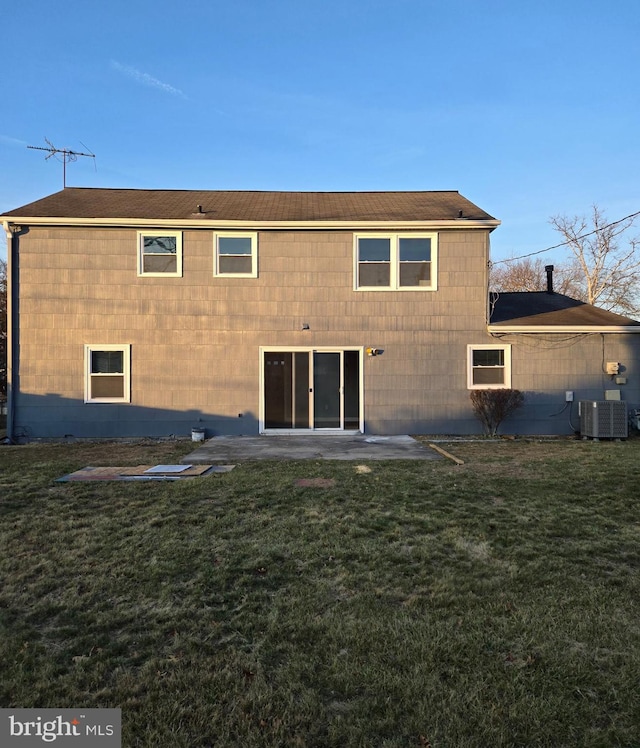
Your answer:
84,345 -> 131,403
137,231 -> 183,276
467,344 -> 511,389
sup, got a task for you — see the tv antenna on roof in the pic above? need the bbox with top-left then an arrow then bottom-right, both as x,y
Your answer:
27,137 -> 96,188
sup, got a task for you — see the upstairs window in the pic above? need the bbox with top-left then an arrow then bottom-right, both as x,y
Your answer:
399,237 -> 433,286
357,237 -> 391,287
138,231 -> 183,276
467,344 -> 511,389
84,345 -> 131,403
214,232 -> 258,277
355,234 -> 437,290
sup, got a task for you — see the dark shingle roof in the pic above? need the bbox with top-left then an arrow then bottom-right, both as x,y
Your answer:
490,292 -> 640,327
2,187 -> 496,222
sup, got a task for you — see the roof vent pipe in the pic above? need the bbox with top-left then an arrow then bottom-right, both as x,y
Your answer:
545,264 -> 554,294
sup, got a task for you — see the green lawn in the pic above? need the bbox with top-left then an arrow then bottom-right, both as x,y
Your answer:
1,438 -> 639,747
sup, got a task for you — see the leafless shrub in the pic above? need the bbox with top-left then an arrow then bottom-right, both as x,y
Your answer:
470,389 -> 524,436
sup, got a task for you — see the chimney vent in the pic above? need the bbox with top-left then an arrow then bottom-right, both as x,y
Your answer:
545,264 -> 554,294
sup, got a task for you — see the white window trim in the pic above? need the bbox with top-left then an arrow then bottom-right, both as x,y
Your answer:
84,344 -> 131,403
467,344 -> 511,389
214,232 -> 258,278
353,233 -> 438,291
137,231 -> 183,277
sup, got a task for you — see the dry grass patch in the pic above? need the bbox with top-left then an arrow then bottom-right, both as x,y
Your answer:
1,438 -> 639,747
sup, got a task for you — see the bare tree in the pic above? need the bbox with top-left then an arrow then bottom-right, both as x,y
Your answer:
490,256 -> 584,297
549,206 -> 640,317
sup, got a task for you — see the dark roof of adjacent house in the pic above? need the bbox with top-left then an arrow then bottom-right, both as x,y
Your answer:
2,187 -> 496,222
490,292 -> 640,327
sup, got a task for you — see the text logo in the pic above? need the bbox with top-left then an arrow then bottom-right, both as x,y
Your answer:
1,709 -> 121,747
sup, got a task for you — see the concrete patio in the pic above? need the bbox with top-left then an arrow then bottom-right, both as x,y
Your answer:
181,434 -> 441,463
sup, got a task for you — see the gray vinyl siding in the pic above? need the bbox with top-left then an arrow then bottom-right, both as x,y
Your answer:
11,226 -> 640,438
505,332 -> 640,435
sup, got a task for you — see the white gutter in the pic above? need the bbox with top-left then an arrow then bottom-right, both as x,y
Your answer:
2,221 -> 14,441
488,325 -> 640,333
0,216 -> 501,231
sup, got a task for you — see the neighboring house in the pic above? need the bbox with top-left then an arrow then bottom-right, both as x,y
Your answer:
2,188 -> 639,440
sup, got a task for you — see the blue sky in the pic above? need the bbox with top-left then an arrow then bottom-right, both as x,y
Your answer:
2,0 -> 639,263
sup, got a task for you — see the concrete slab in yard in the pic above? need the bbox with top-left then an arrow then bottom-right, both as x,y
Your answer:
181,434 -> 440,463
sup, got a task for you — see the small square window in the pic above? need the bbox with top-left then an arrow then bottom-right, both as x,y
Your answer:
138,232 -> 183,277
214,233 -> 258,277
85,345 -> 131,403
467,344 -> 511,389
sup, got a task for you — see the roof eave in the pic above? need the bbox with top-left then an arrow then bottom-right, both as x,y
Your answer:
488,325 -> 640,333
0,216 -> 501,231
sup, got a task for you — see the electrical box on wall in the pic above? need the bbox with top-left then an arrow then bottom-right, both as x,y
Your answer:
606,362 -> 620,375
565,391 -> 574,402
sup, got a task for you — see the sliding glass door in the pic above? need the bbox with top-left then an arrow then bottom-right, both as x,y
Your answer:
262,349 -> 361,431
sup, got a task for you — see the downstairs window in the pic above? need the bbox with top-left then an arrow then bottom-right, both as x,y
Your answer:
467,344 -> 511,389
84,345 -> 131,403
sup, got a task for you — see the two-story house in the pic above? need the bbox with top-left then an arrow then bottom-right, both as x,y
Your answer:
2,188 -> 639,440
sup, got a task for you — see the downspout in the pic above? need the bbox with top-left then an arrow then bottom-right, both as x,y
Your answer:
485,230 -> 493,326
3,221 -> 15,442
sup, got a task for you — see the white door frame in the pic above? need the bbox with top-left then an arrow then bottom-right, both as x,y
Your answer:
259,346 -> 364,434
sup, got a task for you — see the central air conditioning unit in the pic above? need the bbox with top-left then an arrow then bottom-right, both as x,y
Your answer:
579,400 -> 628,439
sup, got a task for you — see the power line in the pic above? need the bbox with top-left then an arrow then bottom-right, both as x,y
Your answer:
492,209 -> 640,266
